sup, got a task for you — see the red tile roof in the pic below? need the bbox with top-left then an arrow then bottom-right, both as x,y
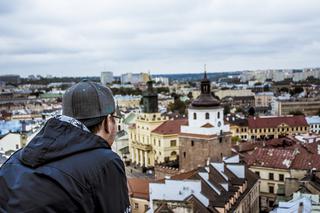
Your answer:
242,140 -> 320,170
127,178 -> 150,200
202,123 -> 214,128
152,119 -> 188,135
248,116 -> 308,129
243,148 -> 296,169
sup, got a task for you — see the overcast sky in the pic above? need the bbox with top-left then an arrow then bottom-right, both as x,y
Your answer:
0,0 -> 320,77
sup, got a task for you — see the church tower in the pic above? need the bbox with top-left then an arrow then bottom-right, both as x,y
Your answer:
142,79 -> 158,113
179,68 -> 232,172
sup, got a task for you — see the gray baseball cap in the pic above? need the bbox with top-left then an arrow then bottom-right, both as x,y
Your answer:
62,80 -> 115,122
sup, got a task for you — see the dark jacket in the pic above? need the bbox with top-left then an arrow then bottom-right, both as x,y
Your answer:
0,118 -> 131,213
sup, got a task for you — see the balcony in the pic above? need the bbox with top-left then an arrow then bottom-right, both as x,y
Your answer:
132,141 -> 152,151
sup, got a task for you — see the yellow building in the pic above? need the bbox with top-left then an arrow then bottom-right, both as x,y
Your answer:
227,115 -> 309,141
247,116 -> 309,140
225,116 -> 249,141
128,178 -> 149,213
151,119 -> 187,164
129,112 -> 168,167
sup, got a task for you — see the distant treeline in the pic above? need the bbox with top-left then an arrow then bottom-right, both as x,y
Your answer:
20,76 -> 100,85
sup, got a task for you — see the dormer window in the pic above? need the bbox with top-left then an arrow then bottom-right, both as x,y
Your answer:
205,113 -> 209,119
193,113 -> 197,120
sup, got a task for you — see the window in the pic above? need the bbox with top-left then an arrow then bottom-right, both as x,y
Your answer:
269,173 -> 274,180
279,174 -> 284,181
193,113 -> 197,120
205,112 -> 209,119
144,205 -> 148,211
134,203 -> 139,209
158,140 -> 160,146
217,111 -> 220,119
269,186 -> 274,194
255,171 -> 260,178
191,140 -> 194,146
183,152 -> 186,158
16,144 -> 19,149
170,140 -> 177,147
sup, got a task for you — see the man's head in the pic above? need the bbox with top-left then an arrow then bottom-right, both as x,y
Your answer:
62,80 -> 118,146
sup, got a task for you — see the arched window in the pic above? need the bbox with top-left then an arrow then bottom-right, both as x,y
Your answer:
193,112 -> 197,120
217,111 -> 220,119
205,112 -> 209,119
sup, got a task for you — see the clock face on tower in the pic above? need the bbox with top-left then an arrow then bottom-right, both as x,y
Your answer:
218,121 -> 221,127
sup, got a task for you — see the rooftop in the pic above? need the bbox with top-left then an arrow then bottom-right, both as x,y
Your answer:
127,178 -> 150,200
248,115 -> 308,129
152,119 -> 188,135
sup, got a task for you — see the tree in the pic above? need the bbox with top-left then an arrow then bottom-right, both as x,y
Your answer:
279,87 -> 289,93
290,86 -> 304,96
248,107 -> 255,116
231,136 -> 240,143
223,104 -> 231,115
167,99 -> 187,115
289,110 -> 305,116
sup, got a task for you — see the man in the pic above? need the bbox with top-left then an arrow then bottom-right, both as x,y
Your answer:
0,80 -> 131,212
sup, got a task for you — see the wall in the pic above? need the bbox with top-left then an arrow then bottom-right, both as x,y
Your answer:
130,197 -> 149,213
179,133 -> 232,172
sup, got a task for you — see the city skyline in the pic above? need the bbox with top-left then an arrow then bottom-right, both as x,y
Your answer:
1,0 -> 320,76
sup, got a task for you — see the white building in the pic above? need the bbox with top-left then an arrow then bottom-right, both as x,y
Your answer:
100,71 -> 113,85
154,77 -> 169,86
271,192 -> 319,213
306,116 -> 320,134
121,72 -> 148,84
0,133 -> 27,154
255,92 -> 274,107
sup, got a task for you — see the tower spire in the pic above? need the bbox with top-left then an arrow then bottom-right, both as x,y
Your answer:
204,64 -> 207,79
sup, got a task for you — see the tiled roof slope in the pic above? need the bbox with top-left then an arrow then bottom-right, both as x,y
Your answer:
152,119 -> 188,135
127,178 -> 150,200
248,115 -> 308,129
242,139 -> 320,170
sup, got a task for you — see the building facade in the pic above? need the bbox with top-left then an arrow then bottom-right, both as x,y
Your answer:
255,92 -> 274,107
272,99 -> 320,116
247,116 -> 309,140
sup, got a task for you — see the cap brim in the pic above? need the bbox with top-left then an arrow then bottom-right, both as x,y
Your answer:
79,116 -> 106,128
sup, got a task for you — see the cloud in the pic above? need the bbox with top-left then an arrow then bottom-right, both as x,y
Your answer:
0,0 -> 320,76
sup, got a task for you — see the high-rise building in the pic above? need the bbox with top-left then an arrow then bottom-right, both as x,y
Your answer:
100,71 -> 113,85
